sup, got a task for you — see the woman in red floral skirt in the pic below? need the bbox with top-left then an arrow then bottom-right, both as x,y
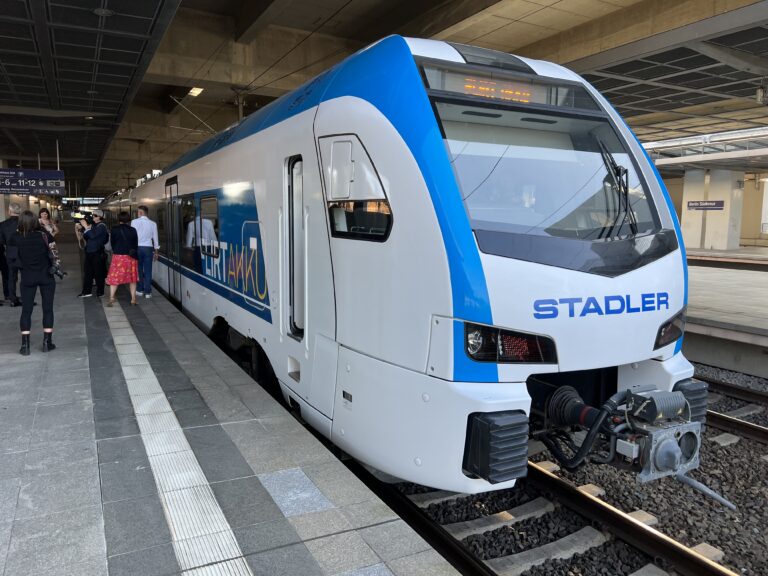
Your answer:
106,211 -> 139,306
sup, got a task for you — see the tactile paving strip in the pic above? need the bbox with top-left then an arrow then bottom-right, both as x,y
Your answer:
143,430 -> 190,457
174,531 -> 242,570
104,303 -> 254,575
132,393 -> 171,415
122,363 -> 155,380
183,558 -> 252,576
136,412 -> 181,435
161,485 -> 231,540
149,451 -> 209,492
125,376 -> 164,397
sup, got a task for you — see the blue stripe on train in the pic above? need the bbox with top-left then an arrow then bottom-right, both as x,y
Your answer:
158,255 -> 273,323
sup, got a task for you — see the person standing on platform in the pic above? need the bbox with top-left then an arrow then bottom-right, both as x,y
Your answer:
106,211 -> 139,306
131,205 -> 159,299
78,210 -> 109,298
8,210 -> 57,355
38,208 -> 61,270
0,202 -> 22,306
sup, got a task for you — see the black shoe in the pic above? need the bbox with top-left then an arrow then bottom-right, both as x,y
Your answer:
9,300 -> 21,307
19,334 -> 30,356
77,293 -> 93,298
42,333 -> 56,352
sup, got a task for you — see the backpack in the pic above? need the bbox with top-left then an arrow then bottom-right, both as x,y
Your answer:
99,222 -> 112,252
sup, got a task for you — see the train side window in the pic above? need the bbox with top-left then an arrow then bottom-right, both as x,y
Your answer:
199,196 -> 220,258
180,196 -> 199,271
156,205 -> 167,256
328,200 -> 392,241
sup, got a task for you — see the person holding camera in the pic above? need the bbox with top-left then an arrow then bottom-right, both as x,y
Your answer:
106,211 -> 139,306
78,210 -> 109,298
8,210 -> 57,355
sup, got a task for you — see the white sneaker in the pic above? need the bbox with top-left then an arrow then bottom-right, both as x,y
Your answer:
145,294 -> 152,299
136,291 -> 144,296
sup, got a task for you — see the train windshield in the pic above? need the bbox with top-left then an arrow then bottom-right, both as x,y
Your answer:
423,64 -> 676,276
434,101 -> 658,241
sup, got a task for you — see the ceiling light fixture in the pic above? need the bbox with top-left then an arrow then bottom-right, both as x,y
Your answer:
86,89 -> 98,95
85,116 -> 94,120
93,8 -> 114,17
188,87 -> 204,97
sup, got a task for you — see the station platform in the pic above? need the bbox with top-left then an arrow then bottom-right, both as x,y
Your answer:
0,237 -> 458,576
688,266 -> 768,342
685,266 -> 768,377
687,246 -> 768,268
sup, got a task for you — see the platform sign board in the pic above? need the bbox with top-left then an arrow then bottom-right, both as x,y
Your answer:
687,200 -> 724,211
0,169 -> 65,195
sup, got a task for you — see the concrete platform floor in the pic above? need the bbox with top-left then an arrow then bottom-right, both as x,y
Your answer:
688,246 -> 768,264
688,267 -> 768,337
0,237 -> 458,576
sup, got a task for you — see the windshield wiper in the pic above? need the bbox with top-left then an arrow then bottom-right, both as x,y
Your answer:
596,139 -> 638,237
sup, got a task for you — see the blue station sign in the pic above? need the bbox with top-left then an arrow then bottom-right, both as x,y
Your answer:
0,168 -> 65,195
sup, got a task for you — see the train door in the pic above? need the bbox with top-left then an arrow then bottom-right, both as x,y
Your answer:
164,177 -> 182,304
281,154 -> 337,419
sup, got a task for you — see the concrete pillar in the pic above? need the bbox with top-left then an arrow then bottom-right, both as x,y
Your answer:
680,169 -> 705,249
680,169 -> 744,250
740,177 -> 764,245
761,177 -> 768,236
705,170 -> 743,250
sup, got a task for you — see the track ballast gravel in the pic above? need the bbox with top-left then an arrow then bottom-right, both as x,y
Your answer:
464,507 -> 588,560
695,362 -> 768,394
522,541 -> 651,576
709,395 -> 768,428
539,427 -> 768,575
423,482 -> 540,524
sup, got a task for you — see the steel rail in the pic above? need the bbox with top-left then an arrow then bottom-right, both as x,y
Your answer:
527,461 -> 739,576
344,460 -> 499,576
695,374 -> 768,406
706,410 -> 768,444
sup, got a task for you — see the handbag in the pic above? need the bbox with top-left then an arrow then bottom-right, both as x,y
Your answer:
101,223 -> 112,253
41,232 -> 65,279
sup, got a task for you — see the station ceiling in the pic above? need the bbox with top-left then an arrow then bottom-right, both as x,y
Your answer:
0,0 -> 179,193
2,0 -> 768,196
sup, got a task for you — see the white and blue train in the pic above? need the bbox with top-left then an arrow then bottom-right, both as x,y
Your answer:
103,36 -> 709,494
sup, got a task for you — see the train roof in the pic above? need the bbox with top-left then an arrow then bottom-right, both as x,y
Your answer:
161,35 -> 581,178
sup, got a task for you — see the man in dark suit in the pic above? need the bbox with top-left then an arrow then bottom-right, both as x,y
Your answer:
78,210 -> 109,297
0,202 -> 22,306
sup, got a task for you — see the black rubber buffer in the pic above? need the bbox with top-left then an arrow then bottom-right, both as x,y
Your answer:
463,410 -> 528,484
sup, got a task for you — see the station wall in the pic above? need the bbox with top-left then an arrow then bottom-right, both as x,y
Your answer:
663,173 -> 768,249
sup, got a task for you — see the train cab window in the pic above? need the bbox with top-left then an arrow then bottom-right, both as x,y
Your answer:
199,196 -> 220,258
180,197 -> 199,271
328,200 -> 392,241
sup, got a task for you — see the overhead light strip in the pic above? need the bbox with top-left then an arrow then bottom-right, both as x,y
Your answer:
644,126 -> 768,151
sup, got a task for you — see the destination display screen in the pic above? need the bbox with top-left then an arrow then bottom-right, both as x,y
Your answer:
423,66 -> 599,111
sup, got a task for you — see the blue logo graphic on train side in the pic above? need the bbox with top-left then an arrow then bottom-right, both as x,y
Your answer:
176,185 -> 271,324
533,292 -> 669,319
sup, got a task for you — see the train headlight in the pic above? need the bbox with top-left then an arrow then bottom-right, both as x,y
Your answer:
466,329 -> 485,356
654,308 -> 686,350
464,323 -> 557,364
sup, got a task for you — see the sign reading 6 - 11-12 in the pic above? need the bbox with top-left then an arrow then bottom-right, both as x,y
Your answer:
0,168 -> 65,195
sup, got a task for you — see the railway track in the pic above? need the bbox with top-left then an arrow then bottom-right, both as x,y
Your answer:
695,374 -> 768,444
391,461 -> 740,576
697,374 -> 768,405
